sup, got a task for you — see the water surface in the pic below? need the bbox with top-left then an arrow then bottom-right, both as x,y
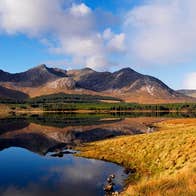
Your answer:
0,147 -> 127,196
0,113 -> 194,196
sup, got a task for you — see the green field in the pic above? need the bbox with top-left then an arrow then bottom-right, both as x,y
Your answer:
1,93 -> 196,113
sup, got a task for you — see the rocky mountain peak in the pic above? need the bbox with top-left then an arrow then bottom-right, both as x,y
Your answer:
113,67 -> 140,77
82,67 -> 94,72
0,64 -> 67,87
36,64 -> 47,69
116,67 -> 136,73
0,64 -> 194,103
29,64 -> 47,72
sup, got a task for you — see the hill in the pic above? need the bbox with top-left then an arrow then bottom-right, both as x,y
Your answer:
177,89 -> 196,98
0,64 -> 67,87
0,85 -> 29,100
0,65 -> 194,103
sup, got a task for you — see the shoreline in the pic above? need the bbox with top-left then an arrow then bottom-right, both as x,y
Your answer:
1,108 -> 196,114
76,118 -> 196,195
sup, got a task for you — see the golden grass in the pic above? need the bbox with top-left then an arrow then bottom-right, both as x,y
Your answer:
77,119 -> 196,196
123,167 -> 196,196
0,104 -> 11,117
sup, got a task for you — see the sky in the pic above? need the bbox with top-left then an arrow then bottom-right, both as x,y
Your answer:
0,0 -> 196,90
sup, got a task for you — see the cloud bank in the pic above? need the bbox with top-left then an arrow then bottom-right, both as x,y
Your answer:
124,0 -> 196,65
0,0 -> 196,72
0,0 -> 123,70
183,72 -> 196,89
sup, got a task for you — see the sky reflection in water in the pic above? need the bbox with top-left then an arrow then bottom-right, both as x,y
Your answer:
0,114 -> 170,196
0,147 -> 127,196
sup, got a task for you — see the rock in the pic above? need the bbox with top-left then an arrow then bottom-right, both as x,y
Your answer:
63,150 -> 77,154
47,77 -> 76,89
110,174 -> 115,179
104,183 -> 114,192
51,152 -> 64,157
104,174 -> 116,194
107,177 -> 112,183
124,167 -> 136,174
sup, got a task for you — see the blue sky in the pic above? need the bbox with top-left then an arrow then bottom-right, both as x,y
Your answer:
0,0 -> 196,90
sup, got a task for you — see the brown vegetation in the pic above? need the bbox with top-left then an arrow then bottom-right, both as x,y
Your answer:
77,119 -> 196,196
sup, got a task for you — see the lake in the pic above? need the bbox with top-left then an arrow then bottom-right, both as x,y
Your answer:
0,112 -> 194,196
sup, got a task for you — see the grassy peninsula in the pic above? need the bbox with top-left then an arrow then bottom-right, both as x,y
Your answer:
77,119 -> 196,196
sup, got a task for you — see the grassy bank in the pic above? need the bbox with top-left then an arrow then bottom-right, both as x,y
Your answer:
2,102 -> 196,116
1,93 -> 196,112
77,119 -> 196,195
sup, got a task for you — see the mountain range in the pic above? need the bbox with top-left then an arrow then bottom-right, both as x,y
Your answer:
177,90 -> 196,98
0,64 -> 194,103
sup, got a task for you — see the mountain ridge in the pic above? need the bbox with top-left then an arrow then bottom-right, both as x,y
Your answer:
0,85 -> 29,100
0,64 -> 194,103
177,89 -> 196,98
0,64 -> 67,87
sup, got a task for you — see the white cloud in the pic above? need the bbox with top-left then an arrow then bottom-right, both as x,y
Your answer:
0,0 -> 123,70
183,72 -> 196,89
86,55 -> 109,70
103,28 -> 113,40
0,0 -> 64,35
107,33 -> 126,52
70,3 -> 91,17
124,0 -> 196,65
4,0 -> 196,71
102,28 -> 126,53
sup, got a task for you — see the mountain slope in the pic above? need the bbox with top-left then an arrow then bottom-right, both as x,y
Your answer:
73,67 -> 185,100
0,65 -> 194,103
177,90 -> 196,98
0,64 -> 67,87
72,68 -> 141,91
0,86 -> 29,100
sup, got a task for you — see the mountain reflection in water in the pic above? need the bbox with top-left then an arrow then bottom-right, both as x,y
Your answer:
0,113 -> 158,155
0,112 -> 194,154
0,113 -> 194,196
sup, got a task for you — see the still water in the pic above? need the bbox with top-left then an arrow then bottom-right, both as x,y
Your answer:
0,147 -> 127,196
0,113 -> 193,196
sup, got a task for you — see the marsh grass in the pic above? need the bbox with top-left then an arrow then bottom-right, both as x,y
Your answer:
77,119 -> 196,195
